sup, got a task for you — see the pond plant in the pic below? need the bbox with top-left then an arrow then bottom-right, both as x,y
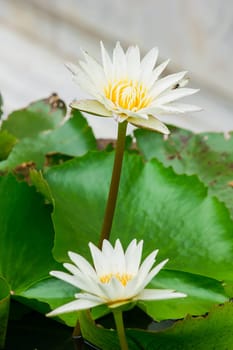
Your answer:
0,42 -> 233,349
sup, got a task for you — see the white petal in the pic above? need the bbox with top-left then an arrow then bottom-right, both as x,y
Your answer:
68,251 -> 97,277
50,271 -> 81,289
125,240 -> 143,275
126,45 -> 140,80
154,103 -> 202,114
116,106 -> 149,120
72,70 -> 100,98
102,239 -> 115,257
98,276 -> 124,301
138,288 -> 187,301
100,41 -> 113,79
66,62 -> 80,75
155,88 -> 200,105
140,259 -> 169,289
135,250 -> 159,284
50,270 -> 101,296
128,115 -> 170,134
63,263 -> 80,275
75,292 -> 103,304
113,239 -> 126,272
101,240 -> 121,274
177,78 -> 189,88
113,42 -> 127,79
80,49 -> 107,88
150,71 -> 187,98
140,47 -> 158,84
124,251 -> 160,297
169,103 -> 202,112
147,59 -> 170,88
89,242 -> 108,276
113,113 -> 129,123
141,47 -> 158,71
46,298 -> 102,317
70,99 -> 112,117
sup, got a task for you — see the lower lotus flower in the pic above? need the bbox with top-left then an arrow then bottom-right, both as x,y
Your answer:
47,239 -> 186,317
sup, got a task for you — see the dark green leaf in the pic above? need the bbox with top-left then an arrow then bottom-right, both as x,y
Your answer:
0,278 -> 10,349
19,277 -> 78,327
0,174 -> 57,292
5,304 -> 73,350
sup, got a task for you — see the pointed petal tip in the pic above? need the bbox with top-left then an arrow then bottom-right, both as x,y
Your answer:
68,251 -> 75,259
65,62 -> 78,75
176,292 -> 187,298
46,311 -> 54,318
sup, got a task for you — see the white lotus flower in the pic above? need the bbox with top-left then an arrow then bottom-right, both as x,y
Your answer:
68,42 -> 201,134
47,239 -> 186,317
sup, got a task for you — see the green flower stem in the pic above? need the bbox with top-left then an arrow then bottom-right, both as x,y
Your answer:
113,310 -> 129,350
98,121 -> 128,247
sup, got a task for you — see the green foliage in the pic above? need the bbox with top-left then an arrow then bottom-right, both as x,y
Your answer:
0,278 -> 10,348
1,94 -> 65,139
0,130 -> 17,160
0,175 -> 57,291
45,151 -> 233,281
0,174 -> 57,347
79,303 -> 233,349
1,95 -> 233,348
44,151 -> 231,322
135,127 -> 233,218
19,278 -> 78,327
0,97 -> 96,171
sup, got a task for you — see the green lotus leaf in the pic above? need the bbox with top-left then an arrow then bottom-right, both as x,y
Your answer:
44,151 -> 232,319
0,277 -> 10,349
0,108 -> 96,171
79,302 -> 233,350
135,127 -> 233,219
1,94 -> 66,139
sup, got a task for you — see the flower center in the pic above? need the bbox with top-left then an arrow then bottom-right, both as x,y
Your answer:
100,272 -> 132,286
104,79 -> 151,111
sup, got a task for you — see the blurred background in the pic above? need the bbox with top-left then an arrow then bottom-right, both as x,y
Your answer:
0,0 -> 233,137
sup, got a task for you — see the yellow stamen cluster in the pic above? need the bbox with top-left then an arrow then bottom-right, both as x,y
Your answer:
104,79 -> 151,111
100,272 -> 133,287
